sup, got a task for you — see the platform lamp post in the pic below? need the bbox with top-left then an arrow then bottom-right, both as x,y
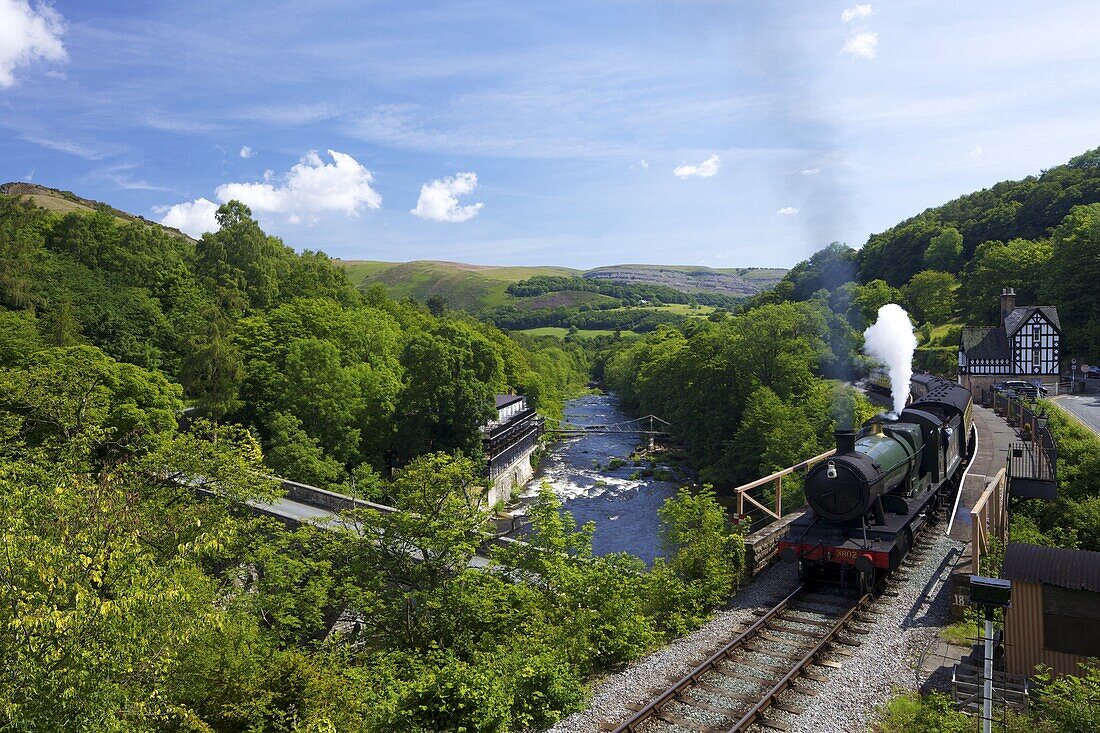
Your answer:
970,576 -> 1012,733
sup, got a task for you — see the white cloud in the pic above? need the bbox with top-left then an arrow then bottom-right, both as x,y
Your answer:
786,167 -> 820,176
0,0 -> 66,88
239,145 -> 255,158
411,172 -> 484,223
155,198 -> 219,238
20,133 -> 110,160
98,163 -> 168,191
843,31 -> 878,59
144,113 -> 222,134
640,159 -> 649,170
214,149 -> 380,220
236,103 -> 336,125
23,167 -> 33,181
157,150 -> 382,235
970,145 -> 983,157
841,4 -> 873,24
674,154 -> 721,179
777,207 -> 799,216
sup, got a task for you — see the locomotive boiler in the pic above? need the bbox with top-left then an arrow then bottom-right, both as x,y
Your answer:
778,374 -> 974,592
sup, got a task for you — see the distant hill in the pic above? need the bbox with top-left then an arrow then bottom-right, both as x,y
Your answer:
1,183 -> 788,316
341,260 -> 786,312
0,182 -> 194,241
583,264 -> 786,296
339,260 -> 582,311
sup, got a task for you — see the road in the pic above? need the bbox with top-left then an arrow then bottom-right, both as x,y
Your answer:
1054,392 -> 1100,438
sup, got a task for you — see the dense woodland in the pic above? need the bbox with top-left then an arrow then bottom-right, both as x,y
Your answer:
759,147 -> 1100,358
0,196 -> 591,485
0,194 -> 751,731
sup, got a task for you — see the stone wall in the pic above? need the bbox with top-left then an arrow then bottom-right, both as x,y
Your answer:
486,445 -> 537,509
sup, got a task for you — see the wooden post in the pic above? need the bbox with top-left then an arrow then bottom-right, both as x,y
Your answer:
775,475 -> 782,518
737,489 -> 743,517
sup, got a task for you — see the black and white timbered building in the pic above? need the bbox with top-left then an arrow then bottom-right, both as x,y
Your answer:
959,287 -> 1061,394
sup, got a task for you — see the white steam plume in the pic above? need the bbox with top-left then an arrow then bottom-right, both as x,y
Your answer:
863,304 -> 917,415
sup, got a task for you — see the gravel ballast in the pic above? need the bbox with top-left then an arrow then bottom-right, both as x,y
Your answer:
549,532 -> 963,733
771,533 -> 963,733
547,561 -> 800,733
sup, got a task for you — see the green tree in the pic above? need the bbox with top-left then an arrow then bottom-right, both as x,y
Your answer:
0,310 -> 42,366
924,226 -> 963,271
1045,204 -> 1100,356
854,279 -> 903,325
264,411 -> 346,487
650,487 -> 743,632
179,310 -> 244,421
963,237 -> 1052,323
395,322 -> 502,460
39,295 -> 84,346
0,345 -> 181,451
280,337 -> 363,463
904,270 -> 958,324
0,353 -> 276,731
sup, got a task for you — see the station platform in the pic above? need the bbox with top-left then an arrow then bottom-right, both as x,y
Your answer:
949,403 -> 1015,543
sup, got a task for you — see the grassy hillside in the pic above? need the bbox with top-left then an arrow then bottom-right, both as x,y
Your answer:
0,182 -> 193,238
339,260 -> 580,311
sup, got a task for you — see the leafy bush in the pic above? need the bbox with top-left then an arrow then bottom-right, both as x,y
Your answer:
873,692 -> 971,733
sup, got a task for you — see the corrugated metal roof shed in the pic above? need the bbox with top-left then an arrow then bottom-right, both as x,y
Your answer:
1001,542 -> 1100,592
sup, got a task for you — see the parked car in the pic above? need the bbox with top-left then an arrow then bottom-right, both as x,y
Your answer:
1088,366 -> 1100,380
992,380 -> 1048,399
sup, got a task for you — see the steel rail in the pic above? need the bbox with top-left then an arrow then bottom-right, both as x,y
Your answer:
724,592 -> 871,732
609,585 -> 807,733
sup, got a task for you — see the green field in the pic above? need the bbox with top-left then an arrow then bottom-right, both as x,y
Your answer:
638,302 -> 716,316
518,326 -> 641,339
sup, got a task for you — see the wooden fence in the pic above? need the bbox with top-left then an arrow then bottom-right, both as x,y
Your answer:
970,468 -> 1008,575
732,448 -> 836,529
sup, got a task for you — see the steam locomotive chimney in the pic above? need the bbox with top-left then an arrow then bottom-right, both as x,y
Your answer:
835,429 -> 856,454
1000,287 -> 1016,325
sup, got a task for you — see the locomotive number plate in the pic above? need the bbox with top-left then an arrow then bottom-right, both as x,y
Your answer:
833,549 -> 859,560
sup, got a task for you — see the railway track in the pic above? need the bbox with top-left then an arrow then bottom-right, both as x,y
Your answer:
603,528 -> 946,733
604,585 -> 871,733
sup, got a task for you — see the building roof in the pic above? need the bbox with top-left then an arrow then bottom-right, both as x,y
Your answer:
1001,542 -> 1100,592
1004,306 -> 1061,337
495,394 -> 525,409
961,326 -> 1009,360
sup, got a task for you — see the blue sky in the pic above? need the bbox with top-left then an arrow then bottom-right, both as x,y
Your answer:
2,1 -> 1099,268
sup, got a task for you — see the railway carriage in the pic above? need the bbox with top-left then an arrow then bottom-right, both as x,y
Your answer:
778,374 -> 974,592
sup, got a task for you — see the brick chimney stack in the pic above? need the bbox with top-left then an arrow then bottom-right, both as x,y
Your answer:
1000,287 -> 1016,325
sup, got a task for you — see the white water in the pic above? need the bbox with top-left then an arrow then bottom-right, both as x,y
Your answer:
518,393 -> 679,563
863,303 -> 917,414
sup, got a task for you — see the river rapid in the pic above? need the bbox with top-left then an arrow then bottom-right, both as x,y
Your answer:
517,393 -> 680,564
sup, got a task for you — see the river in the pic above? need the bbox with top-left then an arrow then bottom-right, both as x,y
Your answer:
517,393 -> 681,564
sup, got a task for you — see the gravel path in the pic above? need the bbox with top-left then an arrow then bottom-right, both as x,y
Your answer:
549,532 -> 964,733
547,561 -> 800,733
